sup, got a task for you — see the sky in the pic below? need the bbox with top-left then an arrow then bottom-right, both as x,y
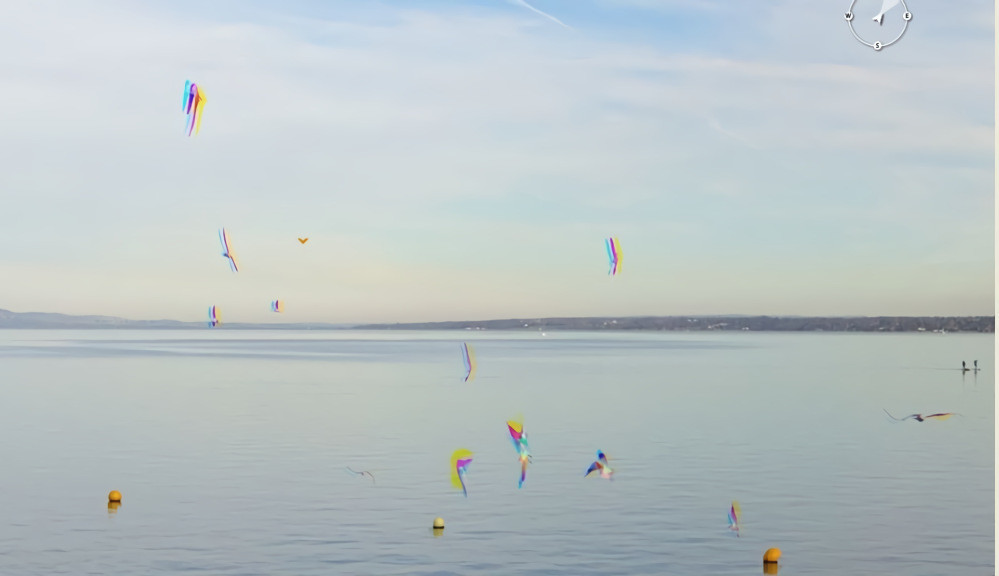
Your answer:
0,0 -> 994,324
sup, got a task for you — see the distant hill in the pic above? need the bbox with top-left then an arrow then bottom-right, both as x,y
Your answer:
0,308 -> 193,329
0,309 -> 354,330
352,315 -> 996,333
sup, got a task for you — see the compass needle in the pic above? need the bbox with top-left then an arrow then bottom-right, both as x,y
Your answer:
872,0 -> 901,25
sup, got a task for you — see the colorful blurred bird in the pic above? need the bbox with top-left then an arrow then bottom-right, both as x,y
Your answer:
585,450 -> 614,480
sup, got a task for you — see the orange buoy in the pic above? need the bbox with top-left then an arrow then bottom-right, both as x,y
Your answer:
108,490 -> 122,503
763,547 -> 781,563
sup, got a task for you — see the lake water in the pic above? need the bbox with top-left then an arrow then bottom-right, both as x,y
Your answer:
0,329 -> 993,575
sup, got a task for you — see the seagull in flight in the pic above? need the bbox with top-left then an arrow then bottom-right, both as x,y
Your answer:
346,467 -> 376,484
218,228 -> 239,272
585,450 -> 614,480
883,409 -> 960,422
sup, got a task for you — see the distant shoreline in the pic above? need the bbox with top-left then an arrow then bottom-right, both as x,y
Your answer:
0,308 -> 993,332
352,316 -> 995,333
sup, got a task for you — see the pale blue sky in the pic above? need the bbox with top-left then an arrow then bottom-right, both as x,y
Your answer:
0,0 -> 993,323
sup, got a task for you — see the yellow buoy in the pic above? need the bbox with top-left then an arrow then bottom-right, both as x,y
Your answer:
763,561 -> 779,575
432,517 -> 445,529
108,490 -> 122,503
763,547 -> 781,563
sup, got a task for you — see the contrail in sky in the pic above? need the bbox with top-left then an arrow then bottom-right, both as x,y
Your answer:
507,0 -> 571,28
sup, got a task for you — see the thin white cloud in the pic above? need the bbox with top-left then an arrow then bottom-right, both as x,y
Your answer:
707,117 -> 760,150
506,0 -> 571,28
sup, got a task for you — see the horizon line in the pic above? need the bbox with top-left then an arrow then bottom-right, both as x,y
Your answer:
0,307 -> 995,326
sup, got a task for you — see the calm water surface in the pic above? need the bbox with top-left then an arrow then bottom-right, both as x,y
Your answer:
0,329 -> 993,575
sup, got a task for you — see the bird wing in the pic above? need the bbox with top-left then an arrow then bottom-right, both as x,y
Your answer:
450,449 -> 474,493
507,420 -> 524,450
465,344 -> 477,381
925,413 -> 956,421
507,420 -> 523,438
193,88 -> 206,135
185,83 -> 196,114
186,84 -> 198,135
605,238 -> 616,274
228,246 -> 239,272
585,461 -> 603,476
461,344 -> 471,381
612,238 -> 621,272
883,409 -> 917,422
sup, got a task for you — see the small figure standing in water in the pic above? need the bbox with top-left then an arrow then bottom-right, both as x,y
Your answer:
962,361 -> 968,371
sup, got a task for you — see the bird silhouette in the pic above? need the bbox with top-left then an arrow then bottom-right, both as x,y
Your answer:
585,450 -> 614,480
219,228 -> 239,272
345,467 -> 375,484
883,409 -> 960,422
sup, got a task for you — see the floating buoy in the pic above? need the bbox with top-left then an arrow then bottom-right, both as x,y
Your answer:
431,517 -> 445,538
763,548 -> 781,574
108,490 -> 122,503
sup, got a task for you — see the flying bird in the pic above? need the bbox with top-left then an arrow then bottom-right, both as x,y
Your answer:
584,450 -> 614,480
182,80 -> 207,136
728,501 -> 741,535
207,305 -> 220,327
219,228 -> 239,272
346,467 -> 376,485
883,409 -> 960,422
605,237 -> 622,276
507,0 -> 570,28
507,418 -> 533,489
872,0 -> 901,25
461,343 -> 477,383
450,449 -> 474,497
298,238 -> 308,244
